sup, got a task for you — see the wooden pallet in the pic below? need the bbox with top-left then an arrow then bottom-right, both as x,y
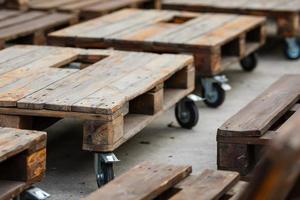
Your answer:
49,9 -> 266,76
0,9 -> 77,49
161,0 -> 300,38
0,45 -> 194,152
28,0 -> 156,19
217,75 -> 300,176
0,127 -> 46,200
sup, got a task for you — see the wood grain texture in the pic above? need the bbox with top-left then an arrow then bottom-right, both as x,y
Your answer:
162,0 -> 300,37
28,0 -> 153,19
0,9 -> 76,48
83,162 -> 192,200
0,45 -> 194,152
218,75 -> 300,137
0,127 -> 46,200
49,8 -> 266,76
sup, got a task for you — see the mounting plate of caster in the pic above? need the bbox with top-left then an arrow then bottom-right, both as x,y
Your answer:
175,97 -> 199,129
284,37 -> 300,60
22,187 -> 50,200
95,153 -> 119,188
240,53 -> 258,72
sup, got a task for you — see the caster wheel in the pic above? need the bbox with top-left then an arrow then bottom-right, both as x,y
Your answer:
175,99 -> 199,129
240,53 -> 257,72
284,38 -> 300,60
96,162 -> 114,188
204,83 -> 225,108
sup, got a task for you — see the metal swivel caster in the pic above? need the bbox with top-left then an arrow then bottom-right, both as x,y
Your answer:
95,153 -> 119,188
240,53 -> 258,72
284,37 -> 300,60
202,75 -> 231,108
175,96 -> 200,129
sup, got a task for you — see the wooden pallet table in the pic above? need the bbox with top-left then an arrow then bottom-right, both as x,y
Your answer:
49,9 -> 266,108
0,45 -> 198,186
84,120 -> 300,200
0,9 -> 77,49
161,0 -> 300,60
217,74 -> 300,177
0,127 -> 46,200
28,0 -> 156,20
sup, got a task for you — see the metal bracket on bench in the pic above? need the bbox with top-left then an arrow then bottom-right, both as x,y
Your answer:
22,187 -> 50,200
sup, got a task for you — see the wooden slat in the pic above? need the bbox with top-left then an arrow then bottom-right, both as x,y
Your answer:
170,169 -> 240,200
218,75 -> 300,137
0,127 -> 46,162
83,162 -> 192,200
162,0 -> 300,12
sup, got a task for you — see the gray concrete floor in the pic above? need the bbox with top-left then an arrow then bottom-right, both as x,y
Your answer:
36,37 -> 300,199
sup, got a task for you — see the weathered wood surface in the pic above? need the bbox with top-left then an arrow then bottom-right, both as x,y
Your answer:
84,162 -> 192,200
0,9 -> 77,49
0,45 -> 194,152
28,0 -> 154,19
0,127 -> 46,200
83,116 -> 300,200
49,9 -> 266,76
162,0 -> 300,12
217,75 -> 300,175
162,0 -> 300,37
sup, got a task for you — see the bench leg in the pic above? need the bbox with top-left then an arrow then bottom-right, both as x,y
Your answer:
94,153 -> 119,187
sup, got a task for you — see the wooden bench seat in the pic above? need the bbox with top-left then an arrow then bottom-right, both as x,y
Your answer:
217,75 -> 300,175
0,127 -> 46,200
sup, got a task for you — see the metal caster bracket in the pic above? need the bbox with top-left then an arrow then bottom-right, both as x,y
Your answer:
22,187 -> 50,200
202,75 -> 231,94
95,153 -> 120,187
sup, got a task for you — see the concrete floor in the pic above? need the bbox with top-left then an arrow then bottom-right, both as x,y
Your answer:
35,37 -> 300,200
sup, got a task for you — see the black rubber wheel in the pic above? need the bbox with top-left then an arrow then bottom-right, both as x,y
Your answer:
203,83 -> 225,108
284,39 -> 300,60
240,53 -> 257,72
175,100 -> 199,129
97,163 -> 114,188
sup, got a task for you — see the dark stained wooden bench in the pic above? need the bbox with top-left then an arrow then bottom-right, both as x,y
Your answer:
0,9 -> 77,49
0,45 -> 198,187
48,8 -> 266,108
83,113 -> 300,199
0,127 -> 46,200
217,74 -> 300,176
161,0 -> 300,60
28,0 -> 157,20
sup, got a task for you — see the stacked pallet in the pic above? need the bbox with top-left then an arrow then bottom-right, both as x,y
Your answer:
0,127 -> 46,200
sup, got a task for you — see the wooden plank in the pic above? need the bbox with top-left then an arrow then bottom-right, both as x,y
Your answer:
0,127 -> 46,162
83,162 -> 192,200
218,75 -> 300,137
169,169 -> 240,200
